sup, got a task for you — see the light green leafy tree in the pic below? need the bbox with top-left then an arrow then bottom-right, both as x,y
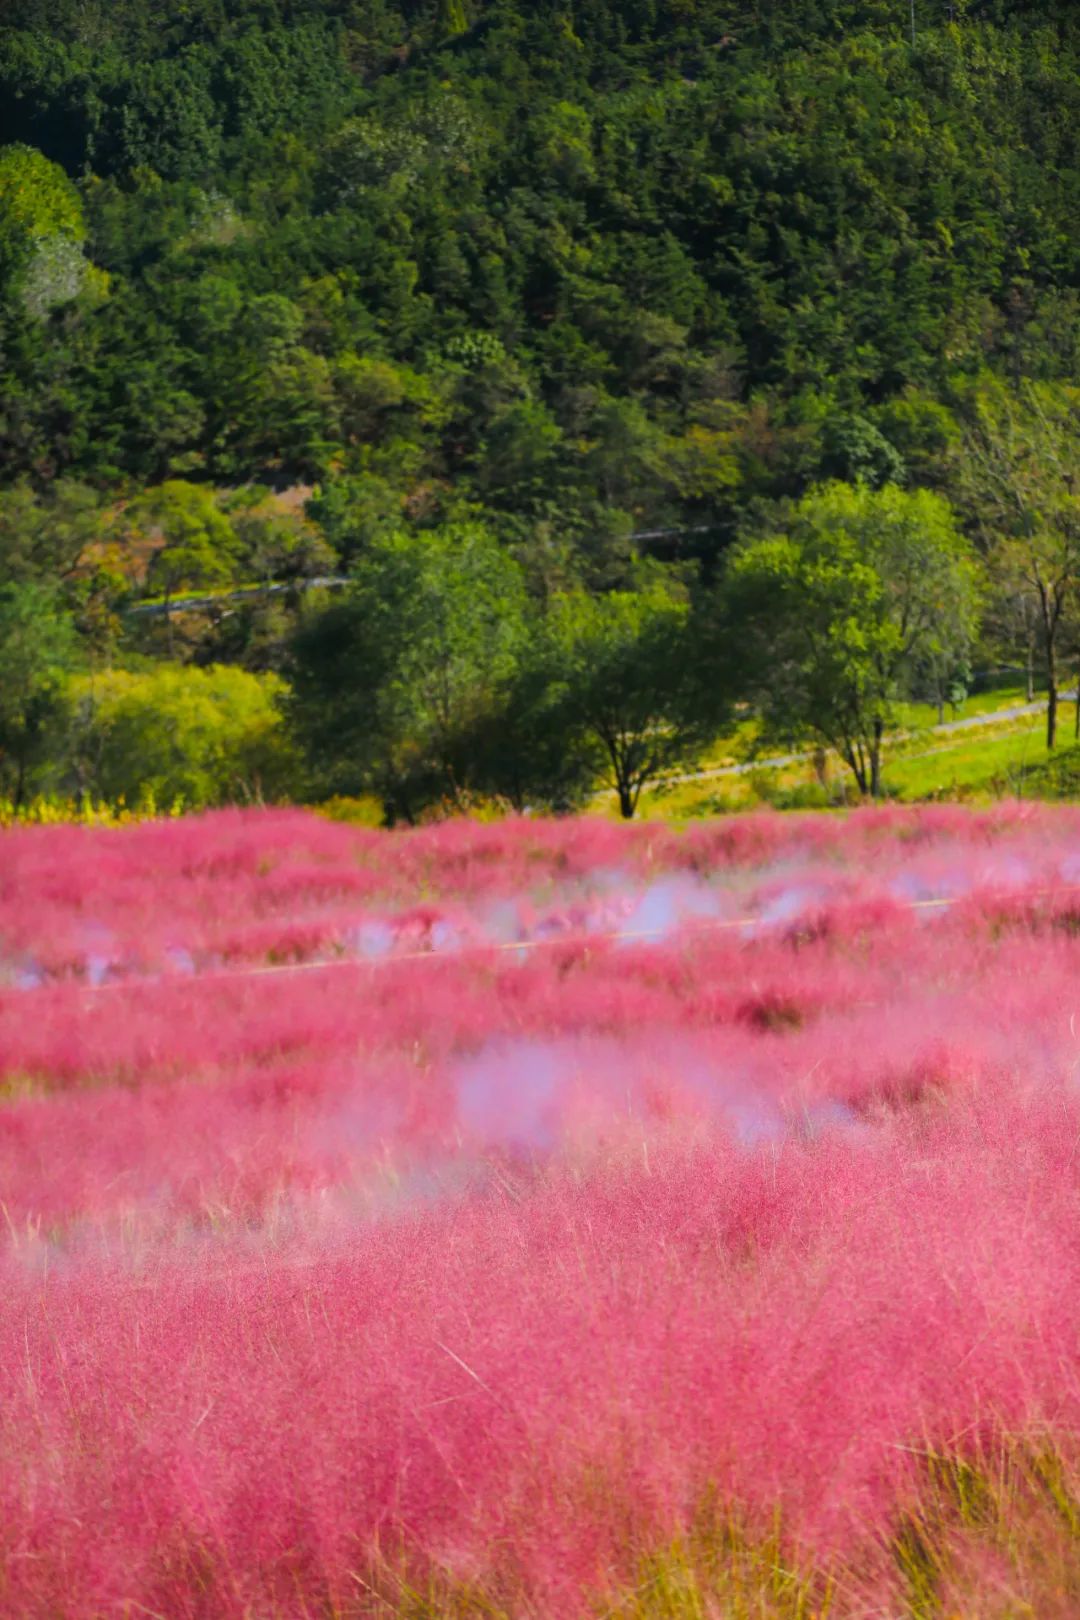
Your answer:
532,102 -> 595,189
222,488 -> 336,586
438,0 -> 469,38
129,479 -> 241,604
0,143 -> 85,256
0,143 -> 104,316
74,664 -> 295,810
722,482 -> 982,797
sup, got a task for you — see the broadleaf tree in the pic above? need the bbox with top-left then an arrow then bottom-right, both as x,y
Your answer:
722,482 -> 981,798
549,575 -> 722,820
0,582 -> 73,806
466,629 -> 597,814
0,478 -> 104,587
290,524 -> 527,821
957,379 -> 1080,750
125,481 -> 242,654
71,664 -> 295,811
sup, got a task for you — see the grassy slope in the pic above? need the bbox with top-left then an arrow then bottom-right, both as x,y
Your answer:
594,688 -> 1080,822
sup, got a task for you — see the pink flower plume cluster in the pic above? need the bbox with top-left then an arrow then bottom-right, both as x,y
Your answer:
3,804 -> 1080,1615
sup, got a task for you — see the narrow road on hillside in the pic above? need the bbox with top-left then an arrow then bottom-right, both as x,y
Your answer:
126,577 -> 350,617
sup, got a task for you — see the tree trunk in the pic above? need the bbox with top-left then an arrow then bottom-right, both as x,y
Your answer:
1026,639 -> 1035,704
605,734 -> 637,819
869,719 -> 884,799
843,744 -> 869,798
1040,581 -> 1061,749
812,747 -> 828,789
384,780 -> 416,827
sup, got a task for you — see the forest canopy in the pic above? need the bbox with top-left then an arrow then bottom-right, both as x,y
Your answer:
3,1 -> 1080,813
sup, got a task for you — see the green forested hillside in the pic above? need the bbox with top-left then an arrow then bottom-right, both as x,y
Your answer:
4,1 -> 1080,815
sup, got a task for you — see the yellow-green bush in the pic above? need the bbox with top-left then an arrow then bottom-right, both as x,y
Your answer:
70,664 -> 298,811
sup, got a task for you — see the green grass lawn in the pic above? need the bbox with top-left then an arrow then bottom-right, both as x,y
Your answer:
893,681 -> 1035,730
680,682 -> 1040,780
885,714 -> 1058,800
598,698 -> 1079,822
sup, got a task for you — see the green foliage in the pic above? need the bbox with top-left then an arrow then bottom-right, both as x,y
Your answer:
723,482 -> 981,796
0,142 -> 84,252
1002,741 -> 1080,802
8,1 -> 1080,811
466,630 -> 598,813
128,481 -> 240,604
954,376 -> 1080,747
0,582 -> 73,805
819,413 -> 906,490
550,575 -> 723,818
6,3 -> 1080,535
223,487 -> 336,586
0,477 -> 103,587
304,476 -> 404,567
290,525 -> 527,820
72,664 -> 294,810
0,141 -> 101,316
294,557 -> 723,820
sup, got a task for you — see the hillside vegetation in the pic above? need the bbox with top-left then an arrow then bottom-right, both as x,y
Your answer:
4,1 -> 1080,815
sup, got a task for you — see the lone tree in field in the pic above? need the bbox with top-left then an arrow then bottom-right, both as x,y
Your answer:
550,577 -> 721,819
958,380 -> 1080,750
722,482 -> 981,798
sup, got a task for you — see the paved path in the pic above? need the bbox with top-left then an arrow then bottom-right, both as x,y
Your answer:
126,577 -> 349,618
639,696 -> 1065,793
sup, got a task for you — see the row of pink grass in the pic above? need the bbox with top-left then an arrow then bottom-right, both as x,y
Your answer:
2,801 -> 1077,981
3,806 -> 1080,1614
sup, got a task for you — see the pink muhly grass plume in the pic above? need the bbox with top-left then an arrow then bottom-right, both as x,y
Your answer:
2,805 -> 1080,1614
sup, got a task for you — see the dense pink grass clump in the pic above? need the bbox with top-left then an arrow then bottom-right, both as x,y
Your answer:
4,804 -> 1080,1615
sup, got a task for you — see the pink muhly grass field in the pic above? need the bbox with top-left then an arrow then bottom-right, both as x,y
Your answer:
4,804 -> 1080,1616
